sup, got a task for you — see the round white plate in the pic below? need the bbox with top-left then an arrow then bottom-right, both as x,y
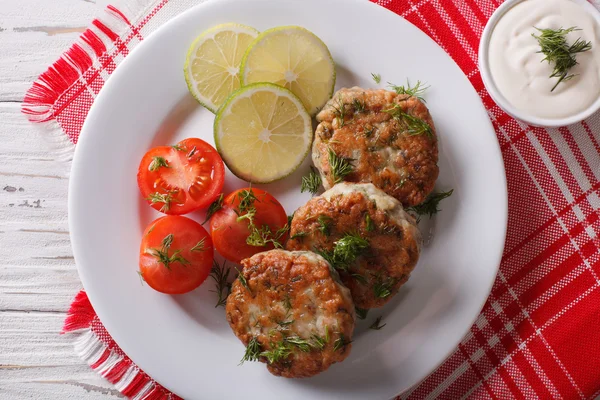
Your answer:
69,0 -> 508,399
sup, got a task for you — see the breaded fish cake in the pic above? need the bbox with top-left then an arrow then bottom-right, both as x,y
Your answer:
226,250 -> 355,378
313,87 -> 439,207
286,183 -> 421,309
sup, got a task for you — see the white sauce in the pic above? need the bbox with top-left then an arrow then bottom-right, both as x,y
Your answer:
488,0 -> 600,119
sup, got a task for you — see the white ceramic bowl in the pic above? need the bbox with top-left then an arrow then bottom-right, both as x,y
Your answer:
478,0 -> 600,127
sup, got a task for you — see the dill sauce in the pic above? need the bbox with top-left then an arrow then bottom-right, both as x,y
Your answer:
488,0 -> 600,120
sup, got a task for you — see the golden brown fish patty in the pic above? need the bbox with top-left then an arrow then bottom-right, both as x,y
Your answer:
313,87 -> 439,207
226,250 -> 355,378
286,183 -> 421,309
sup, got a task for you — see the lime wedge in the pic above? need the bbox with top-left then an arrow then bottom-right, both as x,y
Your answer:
214,83 -> 313,183
241,26 -> 336,116
184,23 -> 259,113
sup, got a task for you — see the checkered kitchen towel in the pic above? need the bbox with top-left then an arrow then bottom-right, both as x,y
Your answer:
24,0 -> 600,398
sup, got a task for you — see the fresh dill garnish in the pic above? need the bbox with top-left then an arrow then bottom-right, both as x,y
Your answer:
356,307 -> 369,320
240,337 -> 261,365
283,293 -> 292,311
149,234 -> 190,270
388,80 -> 430,102
301,167 -> 322,195
260,340 -> 293,364
172,144 -> 185,151
364,126 -> 375,138
137,270 -> 145,286
365,214 -> 375,232
407,189 -> 454,223
290,232 -> 307,240
236,267 -> 250,292
146,191 -> 178,213
287,213 -> 294,226
333,233 -> 369,267
369,316 -> 386,330
277,318 -> 295,328
202,194 -> 224,225
237,189 -> 258,214
333,334 -> 352,352
371,73 -> 382,84
190,237 -> 208,252
373,276 -> 398,299
332,97 -> 347,127
532,27 -> 592,92
284,336 -> 313,352
352,98 -> 366,113
352,273 -> 368,285
210,260 -> 231,308
383,104 -> 433,137
149,156 -> 169,172
317,215 -> 332,236
328,147 -> 354,183
290,275 -> 303,283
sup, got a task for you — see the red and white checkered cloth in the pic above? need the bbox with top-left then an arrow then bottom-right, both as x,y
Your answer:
23,0 -> 600,398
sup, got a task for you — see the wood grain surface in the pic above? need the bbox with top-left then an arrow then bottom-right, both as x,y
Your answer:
0,0 -> 123,397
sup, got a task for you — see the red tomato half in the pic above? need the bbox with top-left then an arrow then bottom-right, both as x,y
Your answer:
139,216 -> 213,294
137,138 -> 225,215
210,188 -> 288,263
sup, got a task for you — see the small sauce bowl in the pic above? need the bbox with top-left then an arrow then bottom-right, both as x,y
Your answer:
478,0 -> 600,127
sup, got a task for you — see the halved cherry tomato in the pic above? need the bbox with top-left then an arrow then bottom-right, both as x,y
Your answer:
139,216 -> 213,294
210,188 -> 288,263
137,138 -> 225,215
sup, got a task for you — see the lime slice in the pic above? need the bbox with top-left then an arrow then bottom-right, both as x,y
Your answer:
241,26 -> 336,116
184,23 -> 259,113
214,83 -> 313,183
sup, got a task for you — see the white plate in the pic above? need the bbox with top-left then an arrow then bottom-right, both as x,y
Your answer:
69,0 -> 508,399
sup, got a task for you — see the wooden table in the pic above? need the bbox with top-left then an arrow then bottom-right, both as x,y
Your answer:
0,0 -> 122,397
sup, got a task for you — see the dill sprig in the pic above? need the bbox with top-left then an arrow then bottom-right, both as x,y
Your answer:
235,189 -> 287,249
407,189 -> 454,223
240,337 -> 261,365
532,27 -> 592,92
371,73 -> 382,84
315,232 -> 369,272
146,191 -> 178,213
356,307 -> 369,320
383,104 -> 433,137
290,232 -> 307,240
352,273 -> 368,285
388,80 -> 430,102
352,98 -> 366,113
333,233 -> 369,267
301,167 -> 322,195
210,260 -> 231,308
190,237 -> 208,252
333,334 -> 352,352
237,189 -> 258,214
172,144 -> 185,152
149,234 -> 190,270
317,215 -> 332,236
373,276 -> 398,299
137,270 -> 145,286
331,97 -> 347,127
328,147 -> 354,183
202,194 -> 224,225
149,156 -> 169,172
261,340 -> 293,364
365,214 -> 375,232
236,267 -> 250,292
369,316 -> 386,330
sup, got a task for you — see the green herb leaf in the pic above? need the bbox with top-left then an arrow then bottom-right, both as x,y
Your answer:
210,260 -> 232,308
146,191 -> 178,213
356,307 -> 369,320
290,232 -> 307,240
236,267 -> 250,293
331,96 -> 347,127
365,214 -> 375,232
407,189 -> 454,223
237,189 -> 258,214
191,237 -> 208,252
260,340 -> 293,364
333,334 -> 352,352
371,73 -> 382,84
328,147 -> 354,183
172,144 -> 185,152
240,337 -> 261,365
149,156 -> 169,172
333,233 -> 369,267
369,316 -> 386,330
149,233 -> 190,270
137,270 -> 145,286
532,27 -> 592,92
383,104 -> 433,137
388,80 -> 430,102
373,276 -> 398,299
301,167 -> 322,195
317,215 -> 333,236
352,98 -> 366,113
202,193 -> 224,225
